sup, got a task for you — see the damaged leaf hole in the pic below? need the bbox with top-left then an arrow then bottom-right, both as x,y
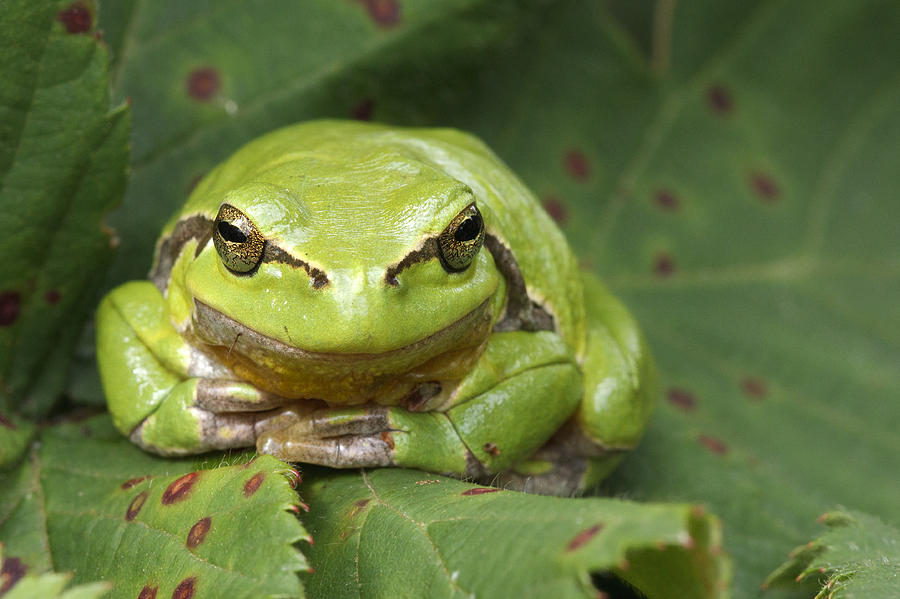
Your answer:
591,571 -> 649,599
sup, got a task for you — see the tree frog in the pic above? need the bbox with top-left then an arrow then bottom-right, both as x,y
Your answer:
97,121 -> 655,494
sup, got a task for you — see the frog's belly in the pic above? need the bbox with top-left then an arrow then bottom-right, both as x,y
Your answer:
188,297 -> 493,406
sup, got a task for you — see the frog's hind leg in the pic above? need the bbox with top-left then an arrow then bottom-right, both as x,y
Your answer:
492,274 -> 656,496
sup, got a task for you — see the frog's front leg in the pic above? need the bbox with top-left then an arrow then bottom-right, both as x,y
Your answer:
97,281 -> 287,455
256,330 -> 582,477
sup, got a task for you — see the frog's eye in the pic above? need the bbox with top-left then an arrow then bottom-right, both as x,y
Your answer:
438,203 -> 485,272
213,204 -> 266,274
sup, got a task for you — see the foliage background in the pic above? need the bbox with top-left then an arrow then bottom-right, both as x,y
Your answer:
2,1 -> 899,597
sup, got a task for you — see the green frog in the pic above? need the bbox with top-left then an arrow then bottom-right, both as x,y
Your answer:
97,121 -> 655,494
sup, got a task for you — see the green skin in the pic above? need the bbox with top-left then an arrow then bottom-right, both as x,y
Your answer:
97,121 -> 655,494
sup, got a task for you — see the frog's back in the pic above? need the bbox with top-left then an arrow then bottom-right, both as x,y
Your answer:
175,120 -> 586,352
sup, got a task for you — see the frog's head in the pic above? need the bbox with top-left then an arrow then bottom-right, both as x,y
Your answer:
161,123 -> 506,406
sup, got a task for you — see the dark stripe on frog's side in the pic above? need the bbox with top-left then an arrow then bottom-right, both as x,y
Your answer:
383,233 -> 554,333
150,215 -> 329,291
151,215 -> 213,292
484,234 -> 554,333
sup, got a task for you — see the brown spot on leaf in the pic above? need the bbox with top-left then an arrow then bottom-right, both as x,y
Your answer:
162,472 -> 199,505
361,0 -> 401,27
0,557 -> 27,594
654,189 -> 679,211
355,498 -> 371,508
186,67 -> 220,101
381,431 -> 395,450
566,523 -> 604,551
748,172 -> 780,202
0,291 -> 21,326
44,290 -> 61,304
352,99 -> 375,121
542,196 -> 567,224
121,475 -> 151,490
666,388 -> 696,411
741,376 -> 767,399
137,585 -> 158,599
186,517 -> 211,549
483,442 -> 501,457
699,434 -> 728,455
461,487 -> 500,496
172,577 -> 196,599
653,253 -> 675,277
564,149 -> 590,181
58,4 -> 92,34
126,491 -> 148,521
706,85 -> 733,115
0,414 -> 14,429
243,471 -> 265,497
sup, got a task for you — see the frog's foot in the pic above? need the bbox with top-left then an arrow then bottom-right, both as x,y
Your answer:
487,419 -> 631,496
129,379 -> 294,456
255,405 -> 396,468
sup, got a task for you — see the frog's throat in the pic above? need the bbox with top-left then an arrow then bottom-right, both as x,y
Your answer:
188,296 -> 494,405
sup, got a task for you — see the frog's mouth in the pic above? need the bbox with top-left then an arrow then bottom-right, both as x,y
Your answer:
188,297 -> 494,406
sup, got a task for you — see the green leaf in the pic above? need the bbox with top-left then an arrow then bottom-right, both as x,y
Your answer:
0,0 -> 130,416
0,416 -> 309,599
0,412 -> 34,468
74,1 -> 900,595
299,467 -> 728,599
765,510 -> 900,598
1,544 -> 110,599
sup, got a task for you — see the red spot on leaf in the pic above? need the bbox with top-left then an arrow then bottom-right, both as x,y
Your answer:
162,472 -> 199,505
0,557 -> 27,594
44,289 -> 61,304
748,172 -> 780,202
172,577 -> 196,599
243,471 -> 265,497
653,253 -> 675,277
564,149 -> 590,181
186,517 -> 211,549
126,491 -> 148,521
666,388 -> 696,411
654,189 -> 679,211
381,430 -> 395,450
186,68 -> 220,101
352,99 -> 375,121
566,523 -> 604,551
0,414 -> 14,430
706,85 -> 733,115
137,585 -> 158,599
461,487 -> 500,496
361,0 -> 401,27
542,196 -> 567,224
57,4 -> 92,34
699,434 -> 728,455
121,475 -> 151,490
740,376 -> 767,399
483,442 -> 501,456
0,291 -> 21,326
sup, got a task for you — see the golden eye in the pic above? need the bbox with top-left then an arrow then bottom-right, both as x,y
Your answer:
212,204 -> 265,274
438,203 -> 485,271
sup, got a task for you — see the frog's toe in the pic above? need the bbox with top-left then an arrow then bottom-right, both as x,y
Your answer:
257,430 -> 395,468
